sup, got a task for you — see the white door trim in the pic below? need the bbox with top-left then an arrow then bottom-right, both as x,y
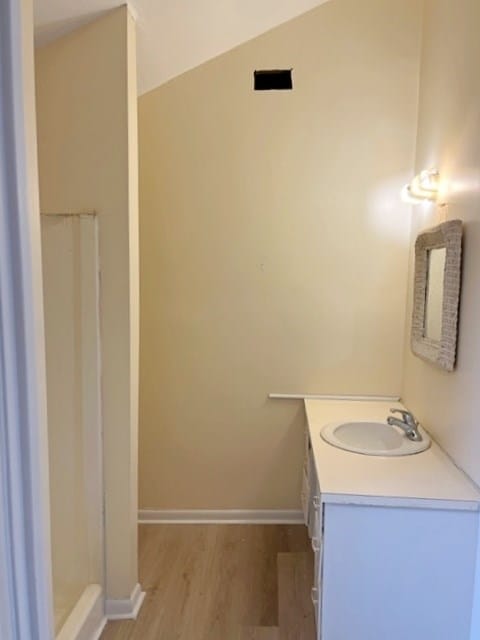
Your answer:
0,0 -> 54,637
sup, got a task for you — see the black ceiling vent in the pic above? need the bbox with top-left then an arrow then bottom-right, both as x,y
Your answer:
254,69 -> 293,91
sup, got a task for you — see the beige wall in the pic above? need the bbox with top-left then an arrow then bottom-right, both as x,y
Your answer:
402,0 -> 480,487
138,0 -> 423,510
137,0 -> 333,92
35,7 -> 140,601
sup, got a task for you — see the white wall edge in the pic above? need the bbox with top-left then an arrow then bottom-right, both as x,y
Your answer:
105,583 -> 146,621
0,0 -> 54,637
138,509 -> 304,524
124,2 -> 138,22
56,584 -> 106,640
269,393 -> 401,402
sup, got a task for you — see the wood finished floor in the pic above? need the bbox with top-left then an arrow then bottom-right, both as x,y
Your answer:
101,524 -> 315,640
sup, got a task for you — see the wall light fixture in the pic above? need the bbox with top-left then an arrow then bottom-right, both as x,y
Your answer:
402,169 -> 440,204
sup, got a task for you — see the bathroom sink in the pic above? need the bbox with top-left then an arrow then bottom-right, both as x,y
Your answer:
321,420 -> 431,456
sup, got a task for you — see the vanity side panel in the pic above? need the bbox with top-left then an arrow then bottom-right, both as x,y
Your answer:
321,503 -> 477,640
470,519 -> 480,640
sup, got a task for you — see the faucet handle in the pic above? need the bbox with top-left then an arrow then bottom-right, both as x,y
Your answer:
389,408 -> 417,426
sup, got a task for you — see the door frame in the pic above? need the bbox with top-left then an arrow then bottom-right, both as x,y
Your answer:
0,0 -> 54,637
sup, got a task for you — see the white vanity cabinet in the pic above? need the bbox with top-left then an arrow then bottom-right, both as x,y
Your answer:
302,427 -> 322,623
301,427 -> 319,539
302,399 -> 480,640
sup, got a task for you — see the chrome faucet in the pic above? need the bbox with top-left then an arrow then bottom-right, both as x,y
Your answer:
387,408 -> 422,442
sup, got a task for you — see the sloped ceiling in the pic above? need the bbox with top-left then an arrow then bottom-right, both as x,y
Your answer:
34,0 -> 332,95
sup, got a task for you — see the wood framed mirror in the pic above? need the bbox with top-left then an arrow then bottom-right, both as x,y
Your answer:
411,219 -> 463,371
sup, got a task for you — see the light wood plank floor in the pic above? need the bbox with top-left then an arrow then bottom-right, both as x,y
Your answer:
278,552 -> 316,640
101,524 -> 315,640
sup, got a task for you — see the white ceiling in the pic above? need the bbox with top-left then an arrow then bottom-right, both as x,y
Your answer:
34,0 -> 331,95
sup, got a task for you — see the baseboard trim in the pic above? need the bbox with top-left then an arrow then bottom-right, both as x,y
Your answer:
56,584 -> 106,640
138,509 -> 304,524
105,583 -> 146,621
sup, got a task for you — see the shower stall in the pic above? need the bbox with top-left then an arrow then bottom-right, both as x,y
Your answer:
41,213 -> 104,636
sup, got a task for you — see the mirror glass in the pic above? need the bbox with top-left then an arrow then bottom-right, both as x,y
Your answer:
424,248 -> 446,341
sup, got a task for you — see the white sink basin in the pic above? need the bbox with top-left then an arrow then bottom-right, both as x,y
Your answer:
321,420 -> 431,456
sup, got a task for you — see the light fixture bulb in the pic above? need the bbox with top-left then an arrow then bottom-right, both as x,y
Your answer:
401,169 -> 440,204
401,184 -> 425,204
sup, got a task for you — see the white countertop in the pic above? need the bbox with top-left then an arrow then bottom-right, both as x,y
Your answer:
305,399 -> 480,511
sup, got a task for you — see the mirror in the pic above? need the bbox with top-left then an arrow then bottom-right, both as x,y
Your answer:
424,247 -> 446,342
411,220 -> 462,371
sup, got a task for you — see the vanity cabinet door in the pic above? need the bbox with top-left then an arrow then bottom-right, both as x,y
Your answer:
306,449 -> 318,537
320,503 -> 478,640
301,470 -> 309,526
311,499 -> 323,635
302,424 -> 318,538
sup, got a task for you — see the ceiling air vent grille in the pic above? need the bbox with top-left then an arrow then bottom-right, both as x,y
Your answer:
254,69 -> 293,91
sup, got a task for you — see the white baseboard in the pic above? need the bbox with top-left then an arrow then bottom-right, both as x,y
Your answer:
138,509 -> 304,524
56,584 -> 106,640
105,583 -> 146,621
